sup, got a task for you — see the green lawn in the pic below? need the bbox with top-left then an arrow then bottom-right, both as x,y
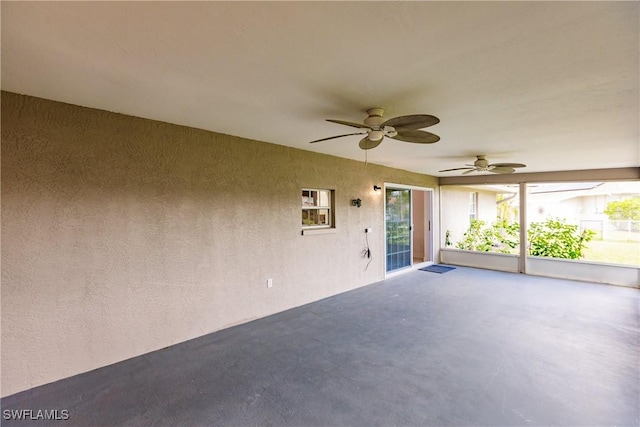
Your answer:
583,240 -> 640,266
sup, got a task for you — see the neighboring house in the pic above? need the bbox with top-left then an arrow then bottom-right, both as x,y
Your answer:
526,181 -> 640,226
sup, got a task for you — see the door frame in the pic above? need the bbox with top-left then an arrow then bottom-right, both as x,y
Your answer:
384,183 -> 435,277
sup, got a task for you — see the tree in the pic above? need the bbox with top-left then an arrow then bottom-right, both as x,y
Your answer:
604,197 -> 640,221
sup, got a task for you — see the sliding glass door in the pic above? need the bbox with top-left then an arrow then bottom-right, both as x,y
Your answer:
386,188 -> 412,272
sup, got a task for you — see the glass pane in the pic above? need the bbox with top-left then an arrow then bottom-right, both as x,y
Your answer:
302,190 -> 316,207
526,181 -> 639,265
302,208 -> 331,227
318,190 -> 330,208
441,184 -> 520,253
302,189 -> 331,208
386,189 -> 411,272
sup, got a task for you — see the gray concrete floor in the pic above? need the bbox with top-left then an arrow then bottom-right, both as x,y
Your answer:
2,267 -> 639,426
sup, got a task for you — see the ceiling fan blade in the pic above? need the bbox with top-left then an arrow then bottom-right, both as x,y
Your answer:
390,130 -> 440,144
490,167 -> 516,174
309,132 -> 366,144
326,119 -> 371,129
462,169 -> 477,175
358,137 -> 384,150
438,167 -> 474,172
490,162 -> 526,168
382,114 -> 440,131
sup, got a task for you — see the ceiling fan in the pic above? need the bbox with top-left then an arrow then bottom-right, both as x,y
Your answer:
309,108 -> 440,150
439,155 -> 526,174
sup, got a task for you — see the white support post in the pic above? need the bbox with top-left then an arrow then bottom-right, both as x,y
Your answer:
519,182 -> 527,274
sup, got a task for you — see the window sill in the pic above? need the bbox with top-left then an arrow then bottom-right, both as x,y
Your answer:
301,227 -> 336,236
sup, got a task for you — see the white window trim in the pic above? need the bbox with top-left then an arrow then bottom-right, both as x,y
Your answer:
469,191 -> 478,222
301,188 -> 335,232
301,227 -> 337,236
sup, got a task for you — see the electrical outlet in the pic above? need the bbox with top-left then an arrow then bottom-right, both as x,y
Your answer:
267,279 -> 273,288
365,228 -> 372,233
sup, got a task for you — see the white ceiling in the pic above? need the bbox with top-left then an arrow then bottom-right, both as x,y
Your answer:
2,1 -> 638,177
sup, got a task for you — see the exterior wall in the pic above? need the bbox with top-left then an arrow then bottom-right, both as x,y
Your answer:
582,194 -> 607,216
528,195 -> 583,223
477,191 -> 496,222
0,92 -> 438,396
579,195 -> 605,220
440,186 -> 470,246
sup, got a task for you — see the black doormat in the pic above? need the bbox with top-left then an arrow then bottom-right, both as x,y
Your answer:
419,264 -> 456,274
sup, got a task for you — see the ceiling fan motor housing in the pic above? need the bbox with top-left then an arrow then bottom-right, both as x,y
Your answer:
364,108 -> 388,141
474,155 -> 489,169
364,108 -> 384,128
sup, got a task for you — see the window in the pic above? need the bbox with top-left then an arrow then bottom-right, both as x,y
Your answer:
469,192 -> 478,222
302,189 -> 334,228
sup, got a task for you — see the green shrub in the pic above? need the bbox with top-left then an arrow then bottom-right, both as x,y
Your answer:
528,218 -> 595,259
455,217 -> 595,259
456,219 -> 492,252
456,219 -> 518,253
493,219 -> 519,253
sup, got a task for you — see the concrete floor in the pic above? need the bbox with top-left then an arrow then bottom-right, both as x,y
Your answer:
2,267 -> 639,426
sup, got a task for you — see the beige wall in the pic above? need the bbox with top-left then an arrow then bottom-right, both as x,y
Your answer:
0,92 -> 438,396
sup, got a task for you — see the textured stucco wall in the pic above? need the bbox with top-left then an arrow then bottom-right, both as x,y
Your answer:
1,92 -> 438,396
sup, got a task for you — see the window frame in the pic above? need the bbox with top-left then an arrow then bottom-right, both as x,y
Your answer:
469,191 -> 478,222
301,188 -> 335,231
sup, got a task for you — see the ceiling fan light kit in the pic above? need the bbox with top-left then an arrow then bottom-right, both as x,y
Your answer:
310,108 -> 440,150
368,130 -> 384,142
